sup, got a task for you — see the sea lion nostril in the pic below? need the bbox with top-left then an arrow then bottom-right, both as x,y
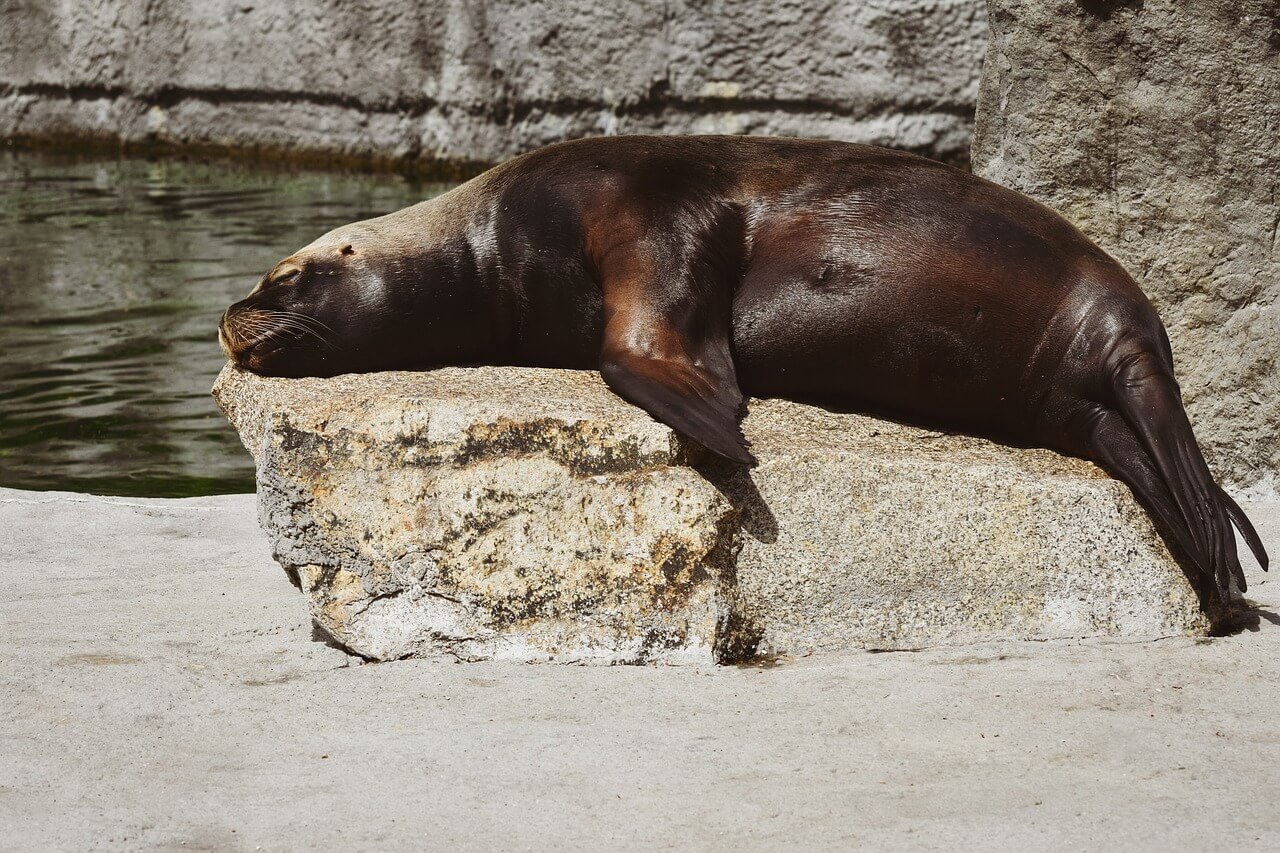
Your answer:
217,314 -> 233,358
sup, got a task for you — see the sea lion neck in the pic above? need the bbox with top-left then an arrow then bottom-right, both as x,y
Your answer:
449,171 -> 606,369
329,185 -> 531,369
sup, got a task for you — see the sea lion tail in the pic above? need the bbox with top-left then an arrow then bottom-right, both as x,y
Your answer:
1108,349 -> 1268,599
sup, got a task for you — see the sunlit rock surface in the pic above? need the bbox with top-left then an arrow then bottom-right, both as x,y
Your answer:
972,0 -> 1280,496
213,364 -> 1206,663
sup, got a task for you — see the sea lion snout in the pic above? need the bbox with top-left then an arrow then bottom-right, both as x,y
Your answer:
216,311 -> 235,359
219,253 -> 342,377
218,304 -> 277,370
219,295 -> 341,377
221,241 -> 393,377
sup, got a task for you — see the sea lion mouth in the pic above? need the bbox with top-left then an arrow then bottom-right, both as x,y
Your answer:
219,306 -> 335,373
217,321 -> 234,360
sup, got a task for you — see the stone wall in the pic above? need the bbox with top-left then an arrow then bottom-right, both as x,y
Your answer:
973,0 -> 1279,495
0,0 -> 987,169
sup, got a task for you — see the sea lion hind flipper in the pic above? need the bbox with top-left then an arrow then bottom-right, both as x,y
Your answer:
1217,484 -> 1270,572
1084,408 -> 1214,593
599,348 -> 755,465
1108,351 -> 1252,598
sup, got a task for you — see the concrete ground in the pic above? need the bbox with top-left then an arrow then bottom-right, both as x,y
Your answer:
1,486 -> 1278,852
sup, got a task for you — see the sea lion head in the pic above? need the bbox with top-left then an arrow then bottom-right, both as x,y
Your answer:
219,211 -> 468,378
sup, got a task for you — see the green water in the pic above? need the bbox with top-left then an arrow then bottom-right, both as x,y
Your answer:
0,151 -> 455,497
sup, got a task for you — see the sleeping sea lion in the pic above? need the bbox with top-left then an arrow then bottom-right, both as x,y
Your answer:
218,134 -> 1268,603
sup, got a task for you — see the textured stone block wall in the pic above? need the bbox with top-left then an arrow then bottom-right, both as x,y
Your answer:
0,0 -> 987,167
973,0 -> 1279,494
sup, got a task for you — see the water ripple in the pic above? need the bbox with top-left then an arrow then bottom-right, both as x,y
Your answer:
0,151 -> 455,497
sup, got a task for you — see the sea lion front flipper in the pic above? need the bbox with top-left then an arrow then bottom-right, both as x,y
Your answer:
599,343 -> 754,465
592,205 -> 753,465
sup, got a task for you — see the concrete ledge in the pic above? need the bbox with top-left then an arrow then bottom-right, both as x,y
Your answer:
213,364 -> 1207,662
2,484 -> 1276,847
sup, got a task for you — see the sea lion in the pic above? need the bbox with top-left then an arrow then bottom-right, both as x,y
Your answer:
219,134 -> 1268,603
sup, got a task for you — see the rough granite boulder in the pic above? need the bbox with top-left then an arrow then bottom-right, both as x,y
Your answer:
1,0 -> 987,166
972,0 -> 1280,496
213,364 -> 1207,663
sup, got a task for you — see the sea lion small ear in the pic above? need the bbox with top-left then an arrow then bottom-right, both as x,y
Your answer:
339,243 -> 355,256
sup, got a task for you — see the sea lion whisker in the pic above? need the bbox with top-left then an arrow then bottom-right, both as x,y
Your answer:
273,309 -> 338,336
225,317 -> 267,347
232,316 -> 268,335
239,326 -> 288,348
232,320 -> 275,346
270,316 -> 331,341
230,309 -> 328,349
256,311 -> 334,348
229,309 -> 274,334
254,322 -> 308,342
230,310 -> 300,348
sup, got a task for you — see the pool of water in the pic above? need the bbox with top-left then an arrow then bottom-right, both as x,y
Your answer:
0,150 -> 455,497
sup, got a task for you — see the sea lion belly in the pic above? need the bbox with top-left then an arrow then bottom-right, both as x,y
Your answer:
729,177 -> 1094,439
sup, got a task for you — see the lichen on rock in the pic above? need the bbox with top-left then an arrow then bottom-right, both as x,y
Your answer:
213,363 -> 1207,663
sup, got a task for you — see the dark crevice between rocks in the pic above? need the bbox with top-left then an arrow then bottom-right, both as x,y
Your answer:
714,606 -> 765,665
1076,0 -> 1145,20
693,478 -> 766,665
688,449 -> 779,663
695,454 -> 779,545
2,79 -> 974,127
650,542 -> 710,610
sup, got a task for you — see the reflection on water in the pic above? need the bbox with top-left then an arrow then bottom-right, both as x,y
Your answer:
0,151 -> 455,497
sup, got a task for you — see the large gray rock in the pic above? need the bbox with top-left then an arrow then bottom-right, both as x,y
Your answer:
212,364 -> 1207,663
972,0 -> 1280,496
0,0 -> 986,167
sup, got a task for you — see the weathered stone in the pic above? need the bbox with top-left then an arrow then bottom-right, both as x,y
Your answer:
972,0 -> 1280,496
0,0 -> 987,166
213,364 -> 1207,663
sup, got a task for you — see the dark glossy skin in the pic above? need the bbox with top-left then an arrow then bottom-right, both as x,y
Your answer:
220,135 -> 1267,603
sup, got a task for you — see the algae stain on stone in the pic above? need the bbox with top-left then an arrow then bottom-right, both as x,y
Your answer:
57,653 -> 143,666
